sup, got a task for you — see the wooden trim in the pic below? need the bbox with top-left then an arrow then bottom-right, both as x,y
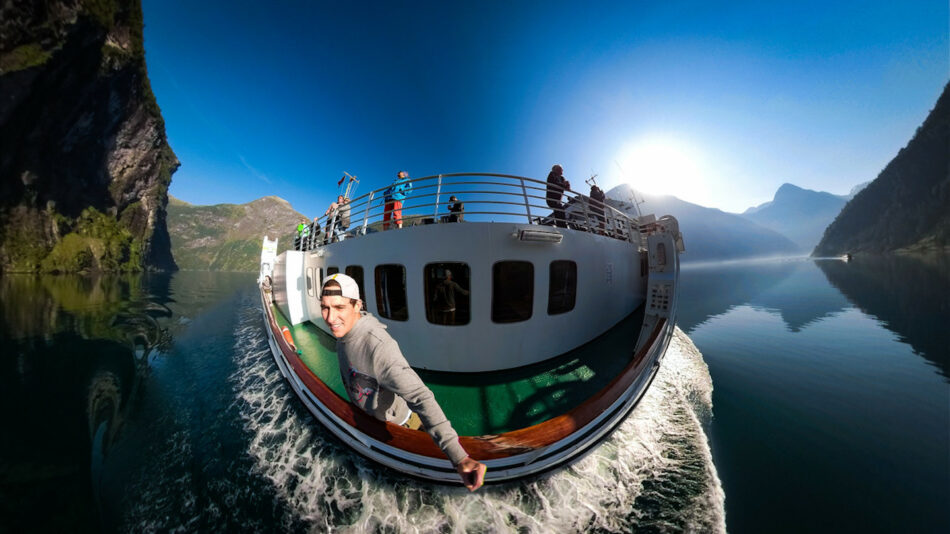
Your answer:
263,287 -> 665,461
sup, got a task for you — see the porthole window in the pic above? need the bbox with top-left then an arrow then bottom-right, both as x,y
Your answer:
548,260 -> 576,315
375,264 -> 408,321
492,261 -> 533,323
345,265 -> 365,301
425,263 -> 471,325
306,267 -> 314,297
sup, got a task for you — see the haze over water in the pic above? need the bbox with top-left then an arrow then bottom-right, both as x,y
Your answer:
1,253 -> 947,532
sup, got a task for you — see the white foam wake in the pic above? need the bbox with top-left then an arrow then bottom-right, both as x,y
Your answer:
233,321 -> 726,533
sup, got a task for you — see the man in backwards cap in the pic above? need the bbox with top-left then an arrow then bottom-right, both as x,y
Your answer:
319,273 -> 487,490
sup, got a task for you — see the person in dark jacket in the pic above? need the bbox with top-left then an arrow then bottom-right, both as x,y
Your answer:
546,164 -> 570,228
589,183 -> 606,234
432,269 -> 469,324
447,195 -> 464,222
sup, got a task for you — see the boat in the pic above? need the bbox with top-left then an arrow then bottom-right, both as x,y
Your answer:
256,172 -> 684,484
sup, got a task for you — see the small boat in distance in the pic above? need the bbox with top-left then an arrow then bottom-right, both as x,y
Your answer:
257,172 -> 684,483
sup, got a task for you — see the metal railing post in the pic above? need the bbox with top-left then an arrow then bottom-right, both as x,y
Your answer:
519,178 -> 533,224
361,191 -> 374,235
434,174 -> 442,220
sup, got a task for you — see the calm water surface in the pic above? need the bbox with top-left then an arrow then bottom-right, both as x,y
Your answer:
1,254 -> 947,532
678,254 -> 949,533
0,271 -> 720,532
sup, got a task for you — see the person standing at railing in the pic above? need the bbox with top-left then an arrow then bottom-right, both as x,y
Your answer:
447,195 -> 464,222
589,183 -> 606,234
546,164 -> 571,228
325,195 -> 352,242
383,170 -> 413,229
295,219 -> 310,250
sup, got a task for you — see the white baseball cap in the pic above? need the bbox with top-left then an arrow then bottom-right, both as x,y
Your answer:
321,273 -> 361,300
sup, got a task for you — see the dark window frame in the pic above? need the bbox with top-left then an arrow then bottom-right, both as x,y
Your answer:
306,267 -> 314,297
374,264 -> 409,321
491,260 -> 534,323
424,262 -> 472,326
548,260 -> 577,315
344,265 -> 365,302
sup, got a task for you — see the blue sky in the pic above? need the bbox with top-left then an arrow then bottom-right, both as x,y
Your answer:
143,0 -> 948,215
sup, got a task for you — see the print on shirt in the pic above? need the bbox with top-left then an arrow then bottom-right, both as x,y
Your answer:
346,366 -> 379,408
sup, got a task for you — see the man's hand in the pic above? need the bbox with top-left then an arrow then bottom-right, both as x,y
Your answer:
456,456 -> 487,491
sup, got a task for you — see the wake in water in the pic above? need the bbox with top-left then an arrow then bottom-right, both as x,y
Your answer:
232,301 -> 726,533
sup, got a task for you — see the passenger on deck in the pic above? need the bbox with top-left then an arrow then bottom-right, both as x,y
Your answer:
295,219 -> 310,250
447,195 -> 464,222
546,164 -> 570,228
589,183 -> 606,234
319,274 -> 487,491
324,195 -> 351,242
383,171 -> 412,230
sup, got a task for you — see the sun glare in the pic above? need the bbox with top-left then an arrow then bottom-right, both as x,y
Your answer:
614,137 -> 708,202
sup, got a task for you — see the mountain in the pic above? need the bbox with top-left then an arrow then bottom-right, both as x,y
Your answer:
0,0 -> 178,273
167,196 -> 304,271
739,183 -> 847,252
814,82 -> 950,256
607,185 -> 802,262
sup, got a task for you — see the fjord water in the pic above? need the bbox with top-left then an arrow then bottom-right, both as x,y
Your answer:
1,255 -> 947,532
0,271 -> 722,532
678,255 -> 949,533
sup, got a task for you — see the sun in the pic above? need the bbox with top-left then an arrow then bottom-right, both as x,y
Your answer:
614,137 -> 708,201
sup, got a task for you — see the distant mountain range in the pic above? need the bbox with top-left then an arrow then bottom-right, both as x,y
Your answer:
167,196 -> 303,271
814,82 -> 950,255
607,184 -> 801,262
739,183 -> 847,253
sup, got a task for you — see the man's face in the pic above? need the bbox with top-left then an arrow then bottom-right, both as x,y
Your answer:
398,171 -> 408,179
321,295 -> 361,337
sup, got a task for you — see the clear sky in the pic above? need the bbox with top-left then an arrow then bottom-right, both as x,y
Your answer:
142,0 -> 948,215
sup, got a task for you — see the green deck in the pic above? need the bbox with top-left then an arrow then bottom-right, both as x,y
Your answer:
272,305 -> 644,436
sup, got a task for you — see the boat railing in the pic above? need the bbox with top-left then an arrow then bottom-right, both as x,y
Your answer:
295,173 -> 644,251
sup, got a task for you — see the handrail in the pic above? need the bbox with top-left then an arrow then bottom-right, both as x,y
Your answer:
294,173 -> 644,250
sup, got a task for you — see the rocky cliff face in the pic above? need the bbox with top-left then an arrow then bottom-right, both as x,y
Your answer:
0,0 -> 178,272
813,82 -> 950,256
167,196 -> 304,272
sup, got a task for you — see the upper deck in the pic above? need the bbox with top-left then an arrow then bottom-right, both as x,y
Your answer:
294,172 -> 650,251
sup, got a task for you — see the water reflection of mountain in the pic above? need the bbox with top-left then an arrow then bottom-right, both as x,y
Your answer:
677,260 -> 850,333
817,254 -> 950,379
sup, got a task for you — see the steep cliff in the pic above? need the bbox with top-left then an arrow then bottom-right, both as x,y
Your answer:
167,196 -> 303,272
813,82 -> 950,256
0,0 -> 178,272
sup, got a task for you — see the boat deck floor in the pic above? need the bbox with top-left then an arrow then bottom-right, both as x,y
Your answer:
272,304 -> 645,436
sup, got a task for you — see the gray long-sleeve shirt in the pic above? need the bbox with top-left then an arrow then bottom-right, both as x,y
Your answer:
336,312 -> 468,465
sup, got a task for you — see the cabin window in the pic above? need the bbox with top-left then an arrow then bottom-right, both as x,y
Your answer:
306,267 -> 314,297
316,268 -> 323,295
492,261 -> 533,323
548,260 -> 577,315
424,263 -> 471,326
345,265 -> 365,301
375,264 -> 409,321
327,266 -> 339,276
